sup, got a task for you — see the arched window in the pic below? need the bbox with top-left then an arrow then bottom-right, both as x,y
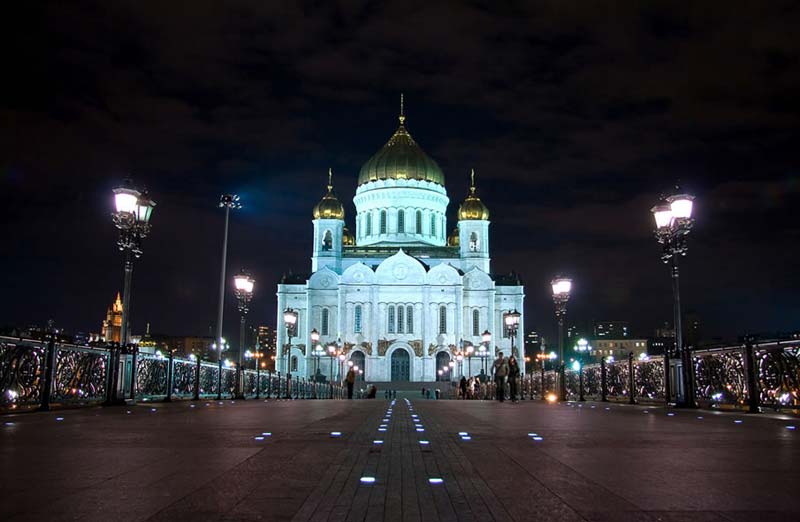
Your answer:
472,309 -> 480,337
380,210 -> 387,234
430,214 -> 436,237
388,305 -> 396,333
365,213 -> 372,236
321,308 -> 329,335
439,305 -> 447,334
291,356 -> 298,372
354,305 -> 362,334
469,232 -> 479,252
322,230 -> 332,251
398,210 -> 405,233
397,305 -> 404,333
416,210 -> 422,233
406,305 -> 414,334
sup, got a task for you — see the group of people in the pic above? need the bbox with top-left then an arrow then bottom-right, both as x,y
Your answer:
491,351 -> 521,402
455,351 -> 521,402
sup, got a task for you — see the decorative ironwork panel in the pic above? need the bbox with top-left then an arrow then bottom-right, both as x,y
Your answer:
530,373 -> 543,398
758,348 -> 800,408
635,360 -> 665,401
584,365 -> 602,399
543,371 -> 557,394
564,370 -> 579,399
606,362 -> 629,400
137,356 -> 168,397
694,350 -> 746,406
221,369 -> 235,396
0,342 -> 43,409
173,360 -> 196,397
200,364 -> 217,395
52,346 -> 107,403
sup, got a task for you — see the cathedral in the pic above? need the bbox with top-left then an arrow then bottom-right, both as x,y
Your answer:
276,104 -> 525,382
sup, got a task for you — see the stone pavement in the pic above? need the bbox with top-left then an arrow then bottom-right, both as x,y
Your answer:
1,397 -> 799,521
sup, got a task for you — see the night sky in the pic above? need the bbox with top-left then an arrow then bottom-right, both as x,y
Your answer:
2,1 -> 799,344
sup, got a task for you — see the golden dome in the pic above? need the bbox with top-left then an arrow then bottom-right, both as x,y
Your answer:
447,228 -> 460,246
457,169 -> 489,220
342,226 -> 355,246
357,96 -> 445,187
313,168 -> 345,220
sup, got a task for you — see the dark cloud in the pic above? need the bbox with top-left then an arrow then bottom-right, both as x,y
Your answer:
2,1 -> 799,342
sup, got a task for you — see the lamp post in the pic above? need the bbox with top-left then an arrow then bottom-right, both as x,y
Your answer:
652,190 -> 696,408
215,194 -> 240,400
310,329 -> 320,380
551,276 -> 572,402
338,352 -> 346,382
503,310 -> 521,358
327,343 -> 336,382
107,182 -> 156,405
466,344 -> 474,377
283,308 -> 298,399
233,271 -> 255,400
481,330 -> 491,375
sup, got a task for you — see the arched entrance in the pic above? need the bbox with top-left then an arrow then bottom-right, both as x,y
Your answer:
350,351 -> 365,382
435,351 -> 450,381
390,349 -> 410,381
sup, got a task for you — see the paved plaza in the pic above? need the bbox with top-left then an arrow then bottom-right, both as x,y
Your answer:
2,398 -> 799,521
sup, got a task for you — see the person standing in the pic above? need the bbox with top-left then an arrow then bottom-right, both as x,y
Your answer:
492,351 -> 509,402
459,376 -> 468,399
508,355 -> 520,402
346,367 -> 356,399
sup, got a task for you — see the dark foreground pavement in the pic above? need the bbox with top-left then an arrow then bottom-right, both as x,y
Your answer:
1,398 -> 799,521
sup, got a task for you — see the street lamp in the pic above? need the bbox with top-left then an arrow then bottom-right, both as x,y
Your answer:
503,310 -> 521,358
233,271 -> 255,400
652,189 -> 696,408
481,330 -> 491,375
107,181 -> 156,405
283,307 -> 298,398
327,343 -> 336,382
551,276 -> 572,402
466,344 -> 474,376
310,328 -> 320,381
215,194 -> 241,400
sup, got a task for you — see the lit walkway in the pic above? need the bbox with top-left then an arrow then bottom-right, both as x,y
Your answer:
2,398 -> 799,521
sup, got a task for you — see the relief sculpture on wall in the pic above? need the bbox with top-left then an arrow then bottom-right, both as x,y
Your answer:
410,340 -> 423,357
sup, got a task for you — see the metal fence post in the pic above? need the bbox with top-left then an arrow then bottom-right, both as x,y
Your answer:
628,351 -> 636,405
601,357 -> 608,402
579,366 -> 585,402
663,351 -> 671,405
39,336 -> 57,412
164,349 -> 174,402
743,336 -> 760,414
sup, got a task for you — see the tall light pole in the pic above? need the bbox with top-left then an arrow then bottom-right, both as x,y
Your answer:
652,190 -> 696,408
216,194 -> 240,400
233,271 -> 255,400
551,276 -> 572,402
283,308 -> 298,399
466,344 -> 474,376
108,182 -> 155,405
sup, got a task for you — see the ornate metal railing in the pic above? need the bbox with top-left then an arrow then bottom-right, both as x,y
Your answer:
1,338 -> 109,411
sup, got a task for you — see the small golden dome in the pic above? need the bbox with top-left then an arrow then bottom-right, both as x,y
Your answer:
457,169 -> 489,221
313,168 -> 345,220
447,228 -> 460,246
342,226 -> 355,246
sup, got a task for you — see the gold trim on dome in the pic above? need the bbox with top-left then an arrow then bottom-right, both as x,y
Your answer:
313,168 -> 345,220
457,168 -> 490,221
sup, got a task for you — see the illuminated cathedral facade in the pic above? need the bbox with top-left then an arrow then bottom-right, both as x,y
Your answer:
276,105 -> 525,382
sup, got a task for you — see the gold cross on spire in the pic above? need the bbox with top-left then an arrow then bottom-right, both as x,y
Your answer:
328,167 -> 333,190
399,93 -> 405,125
470,168 -> 476,193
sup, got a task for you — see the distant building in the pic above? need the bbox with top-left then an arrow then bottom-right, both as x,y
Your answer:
592,338 -> 649,360
593,321 -> 629,338
101,293 -> 123,343
524,330 -> 542,359
170,336 -> 215,358
654,321 -> 675,339
647,337 -> 674,356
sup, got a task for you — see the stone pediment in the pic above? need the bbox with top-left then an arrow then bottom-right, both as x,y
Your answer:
308,266 -> 340,290
341,262 -> 376,285
463,266 -> 493,290
426,263 -> 462,286
375,249 -> 427,285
